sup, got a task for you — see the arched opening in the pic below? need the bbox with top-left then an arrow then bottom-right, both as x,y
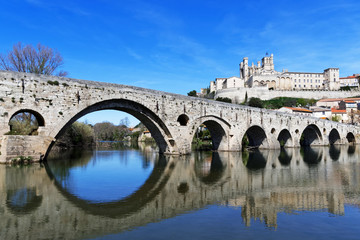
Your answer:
8,109 -> 45,135
277,129 -> 293,148
300,124 -> 322,146
242,125 -> 268,150
192,119 -> 228,151
46,99 -> 176,158
329,129 -> 341,145
346,132 -> 356,144
177,114 -> 189,126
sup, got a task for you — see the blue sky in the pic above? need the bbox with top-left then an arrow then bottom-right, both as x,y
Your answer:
1,0 -> 360,126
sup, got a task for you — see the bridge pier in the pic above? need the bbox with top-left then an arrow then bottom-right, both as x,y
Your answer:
0,135 -> 53,163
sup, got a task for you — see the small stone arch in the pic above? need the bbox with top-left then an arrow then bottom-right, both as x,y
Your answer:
346,132 -> 356,144
8,109 -> 45,135
242,125 -> 268,149
191,116 -> 230,151
328,128 -> 341,145
300,124 -> 323,146
9,109 -> 45,127
277,129 -> 293,147
177,114 -> 189,126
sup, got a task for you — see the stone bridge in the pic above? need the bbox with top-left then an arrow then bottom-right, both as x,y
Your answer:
0,71 -> 359,162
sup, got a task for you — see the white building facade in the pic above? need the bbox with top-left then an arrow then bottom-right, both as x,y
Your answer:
210,54 -> 341,92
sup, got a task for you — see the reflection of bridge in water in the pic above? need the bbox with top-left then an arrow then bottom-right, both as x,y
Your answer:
1,146 -> 360,239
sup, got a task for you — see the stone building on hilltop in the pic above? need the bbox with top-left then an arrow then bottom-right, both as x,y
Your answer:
210,54 -> 341,92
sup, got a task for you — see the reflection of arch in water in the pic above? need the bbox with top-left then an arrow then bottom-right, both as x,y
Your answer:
329,145 -> 341,161
278,148 -> 292,166
301,147 -> 322,165
6,188 -> 43,215
300,124 -> 322,146
243,149 -> 267,170
44,154 -> 174,218
348,145 -> 356,155
329,129 -> 341,145
194,152 -> 226,185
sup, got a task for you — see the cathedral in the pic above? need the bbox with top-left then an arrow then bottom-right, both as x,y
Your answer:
210,54 -> 340,93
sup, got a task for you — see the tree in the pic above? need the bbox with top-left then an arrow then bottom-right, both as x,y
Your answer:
187,90 -> 197,97
248,97 -> 263,108
8,112 -> 39,135
0,42 -> 67,76
215,97 -> 232,103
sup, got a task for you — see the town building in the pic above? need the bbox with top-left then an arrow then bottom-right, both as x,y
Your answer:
210,54 -> 342,93
340,74 -> 360,88
277,107 -> 312,116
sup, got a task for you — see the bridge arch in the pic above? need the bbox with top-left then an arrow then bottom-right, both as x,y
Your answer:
190,115 -> 230,151
300,124 -> 323,146
277,129 -> 293,148
242,125 -> 268,149
47,99 -> 177,156
346,132 -> 356,144
329,129 -> 341,145
8,109 -> 45,135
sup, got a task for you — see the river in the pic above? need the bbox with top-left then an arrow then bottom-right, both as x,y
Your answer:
1,143 -> 360,239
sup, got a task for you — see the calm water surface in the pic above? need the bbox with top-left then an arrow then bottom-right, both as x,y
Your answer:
1,143 -> 360,240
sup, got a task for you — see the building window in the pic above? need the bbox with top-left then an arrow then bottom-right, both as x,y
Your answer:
295,84 -> 297,87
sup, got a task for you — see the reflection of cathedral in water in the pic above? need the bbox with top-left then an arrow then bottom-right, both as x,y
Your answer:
1,146 -> 360,238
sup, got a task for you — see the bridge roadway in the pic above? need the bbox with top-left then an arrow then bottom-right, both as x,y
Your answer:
0,71 -> 359,162
0,145 -> 360,239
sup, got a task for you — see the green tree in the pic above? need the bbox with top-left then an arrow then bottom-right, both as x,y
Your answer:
248,97 -> 263,108
215,97 -> 232,103
0,42 -> 67,76
187,90 -> 197,97
8,112 -> 39,135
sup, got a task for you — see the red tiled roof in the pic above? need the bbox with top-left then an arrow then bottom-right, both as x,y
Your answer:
340,76 -> 358,79
318,98 -> 360,102
331,108 -> 346,113
284,107 -> 312,113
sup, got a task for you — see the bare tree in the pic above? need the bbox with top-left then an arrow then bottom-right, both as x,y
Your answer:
0,42 -> 68,76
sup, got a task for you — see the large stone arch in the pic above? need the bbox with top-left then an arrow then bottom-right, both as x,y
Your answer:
243,125 -> 268,149
329,128 -> 341,145
300,124 -> 323,146
46,99 -> 177,157
189,115 -> 230,151
277,129 -> 293,148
